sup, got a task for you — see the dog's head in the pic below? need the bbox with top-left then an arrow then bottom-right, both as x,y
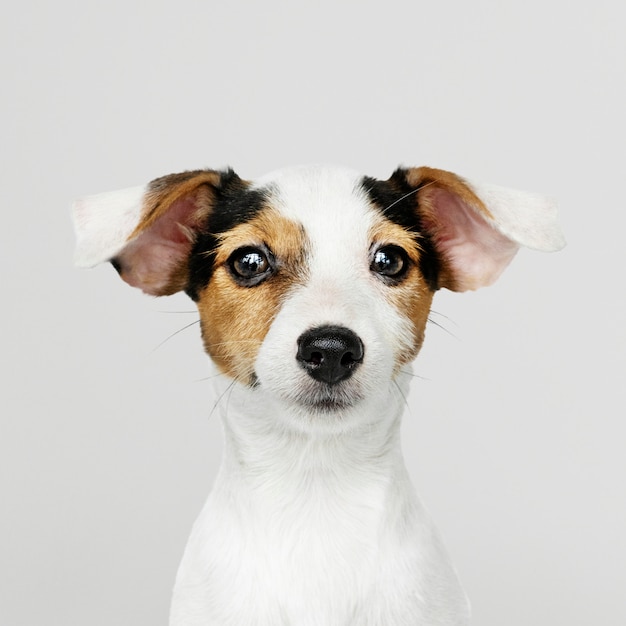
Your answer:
74,165 -> 564,422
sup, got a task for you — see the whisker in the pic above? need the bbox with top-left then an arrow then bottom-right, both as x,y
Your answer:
429,310 -> 457,325
208,379 -> 238,420
207,339 -> 264,349
222,377 -> 238,420
398,369 -> 429,381
427,316 -> 457,339
393,379 -> 411,413
152,320 -> 200,351
194,371 -> 227,383
381,187 -> 420,214
379,178 -> 440,215
156,310 -> 198,314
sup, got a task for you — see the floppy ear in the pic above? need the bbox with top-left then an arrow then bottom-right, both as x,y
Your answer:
73,170 -> 223,296
404,167 -> 565,291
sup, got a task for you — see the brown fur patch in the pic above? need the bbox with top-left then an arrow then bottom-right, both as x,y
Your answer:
134,170 -> 221,238
196,209 -> 308,383
369,218 -> 435,367
404,166 -> 492,220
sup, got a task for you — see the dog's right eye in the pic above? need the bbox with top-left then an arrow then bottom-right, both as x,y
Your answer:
228,247 -> 273,286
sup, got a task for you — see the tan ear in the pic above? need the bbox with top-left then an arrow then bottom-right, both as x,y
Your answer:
73,170 -> 222,296
405,167 -> 565,291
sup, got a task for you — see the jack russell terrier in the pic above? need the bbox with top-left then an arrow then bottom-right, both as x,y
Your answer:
74,164 -> 564,625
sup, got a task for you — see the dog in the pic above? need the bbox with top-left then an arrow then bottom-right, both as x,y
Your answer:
74,164 -> 564,625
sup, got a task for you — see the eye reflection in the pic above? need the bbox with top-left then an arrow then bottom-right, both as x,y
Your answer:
371,245 -> 407,278
228,246 -> 273,286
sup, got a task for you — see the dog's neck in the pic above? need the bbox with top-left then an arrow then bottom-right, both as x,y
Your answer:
210,376 -> 412,501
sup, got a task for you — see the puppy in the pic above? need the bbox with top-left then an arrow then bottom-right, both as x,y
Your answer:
74,164 -> 564,625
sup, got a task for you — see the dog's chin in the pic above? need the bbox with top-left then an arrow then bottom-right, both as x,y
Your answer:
297,396 -> 356,414
291,382 -> 364,416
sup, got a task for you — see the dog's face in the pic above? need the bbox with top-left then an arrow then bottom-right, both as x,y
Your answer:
191,166 -> 435,416
74,164 -> 564,422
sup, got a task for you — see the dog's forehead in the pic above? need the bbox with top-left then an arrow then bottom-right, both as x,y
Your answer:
252,165 -> 376,240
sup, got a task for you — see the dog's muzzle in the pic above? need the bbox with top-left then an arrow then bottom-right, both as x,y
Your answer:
296,325 -> 364,385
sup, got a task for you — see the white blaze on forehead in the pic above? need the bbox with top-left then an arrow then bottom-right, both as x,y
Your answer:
253,166 -> 376,279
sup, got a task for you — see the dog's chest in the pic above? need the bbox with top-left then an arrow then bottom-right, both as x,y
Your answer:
247,481 -> 381,581
172,466 -> 416,625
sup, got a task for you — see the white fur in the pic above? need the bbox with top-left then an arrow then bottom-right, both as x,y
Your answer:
73,184 -> 147,267
74,164 -> 565,626
466,180 -> 565,252
170,167 -> 469,625
170,378 -> 469,626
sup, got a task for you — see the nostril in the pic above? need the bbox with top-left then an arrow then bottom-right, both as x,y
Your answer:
340,352 -> 357,367
296,325 -> 364,385
309,351 -> 323,366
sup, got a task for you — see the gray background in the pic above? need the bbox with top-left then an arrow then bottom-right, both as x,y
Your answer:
2,1 -> 624,625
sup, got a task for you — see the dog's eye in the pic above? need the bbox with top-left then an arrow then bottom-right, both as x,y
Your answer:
371,245 -> 408,281
228,247 -> 273,286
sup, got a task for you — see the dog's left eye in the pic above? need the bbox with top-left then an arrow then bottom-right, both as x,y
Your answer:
228,247 -> 273,286
371,245 -> 408,280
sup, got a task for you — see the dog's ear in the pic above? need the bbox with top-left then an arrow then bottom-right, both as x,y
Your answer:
73,170 -> 224,296
403,167 -> 565,291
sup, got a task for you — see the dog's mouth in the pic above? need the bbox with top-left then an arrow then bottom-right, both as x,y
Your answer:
294,382 -> 363,414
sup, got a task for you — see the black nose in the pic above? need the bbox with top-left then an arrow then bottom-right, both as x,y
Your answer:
296,325 -> 364,385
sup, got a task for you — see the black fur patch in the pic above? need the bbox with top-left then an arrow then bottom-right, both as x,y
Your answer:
186,170 -> 269,301
360,170 -> 440,291
110,257 -> 123,275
